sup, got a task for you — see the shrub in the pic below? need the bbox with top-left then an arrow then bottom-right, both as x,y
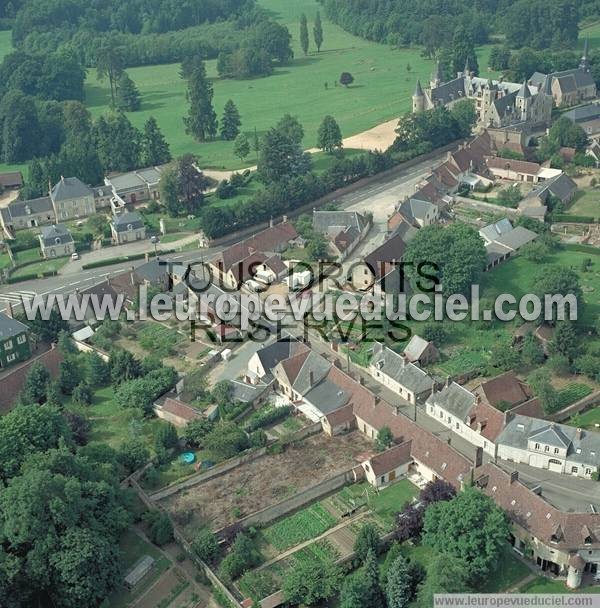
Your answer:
244,405 -> 292,432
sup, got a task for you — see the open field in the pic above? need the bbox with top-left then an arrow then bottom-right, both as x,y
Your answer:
566,190 -> 600,218
159,431 -> 374,536
81,0 -> 498,171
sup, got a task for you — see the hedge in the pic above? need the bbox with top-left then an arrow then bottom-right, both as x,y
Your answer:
81,249 -> 175,270
244,405 -> 292,432
564,243 -> 600,255
552,213 -> 597,223
7,270 -> 57,284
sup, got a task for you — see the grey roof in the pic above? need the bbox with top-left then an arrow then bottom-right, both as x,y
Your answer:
391,220 -> 419,242
403,335 -> 432,361
124,555 -> 155,587
371,342 -> 434,395
231,379 -> 269,404
50,177 -> 93,202
0,312 -> 28,340
313,210 -> 367,236
112,211 -> 144,233
8,196 -> 53,218
479,218 -> 514,243
542,75 -> 553,96
304,378 -> 350,415
398,198 -> 436,225
532,68 -> 595,94
426,381 -> 476,420
39,224 -> 74,247
134,258 -> 171,284
256,338 -> 302,372
493,226 -> 537,251
414,79 -> 424,97
430,76 -> 467,105
516,80 -> 532,99
492,90 -> 519,119
564,103 -> 600,123
546,173 -> 578,201
292,351 -> 332,395
107,167 -> 163,193
497,415 -> 600,467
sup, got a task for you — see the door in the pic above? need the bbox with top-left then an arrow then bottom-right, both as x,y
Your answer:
389,470 -> 396,482
548,459 -> 563,473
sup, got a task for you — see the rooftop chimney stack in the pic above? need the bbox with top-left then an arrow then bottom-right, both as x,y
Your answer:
510,470 -> 519,484
5,301 -> 13,318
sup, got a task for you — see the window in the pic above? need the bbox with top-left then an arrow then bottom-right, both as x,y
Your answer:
455,422 -> 460,430
586,468 -> 592,475
17,335 -> 26,345
535,443 -> 540,450
6,353 -> 16,362
544,446 -> 550,452
549,458 -> 561,466
4,339 -> 12,351
572,466 -> 578,474
554,448 -> 559,454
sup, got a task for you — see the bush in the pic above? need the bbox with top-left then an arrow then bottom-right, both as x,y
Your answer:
192,527 -> 220,564
244,405 -> 292,432
146,512 -> 174,546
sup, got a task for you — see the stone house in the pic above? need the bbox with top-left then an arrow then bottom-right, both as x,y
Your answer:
50,177 -> 95,221
154,397 -> 202,427
0,196 -> 55,233
360,441 -> 413,488
111,211 -> 146,244
38,224 -> 75,259
312,210 -> 370,261
0,312 -> 30,370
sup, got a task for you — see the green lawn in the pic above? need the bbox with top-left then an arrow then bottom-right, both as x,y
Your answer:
81,0 -> 498,171
370,479 -> 419,528
478,546 -> 531,593
566,190 -> 600,219
10,255 -> 68,278
568,406 -> 600,429
479,247 -> 600,327
0,30 -> 11,63
520,576 -> 600,593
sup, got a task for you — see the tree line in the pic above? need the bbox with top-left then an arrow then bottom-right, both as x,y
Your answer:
321,0 -> 580,50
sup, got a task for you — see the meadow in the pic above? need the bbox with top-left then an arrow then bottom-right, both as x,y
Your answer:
82,0 -> 498,171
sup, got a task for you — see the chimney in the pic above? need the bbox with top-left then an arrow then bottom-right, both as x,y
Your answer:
531,485 -> 542,495
308,370 -> 314,388
476,394 -> 481,405
61,175 -> 65,183
358,376 -> 364,386
269,217 -> 274,228
576,427 -> 583,440
445,375 -> 451,388
510,470 -> 519,484
474,446 -> 483,468
282,215 -> 288,223
504,410 -> 514,425
393,406 -> 399,416
145,252 -> 149,262
5,301 -> 13,318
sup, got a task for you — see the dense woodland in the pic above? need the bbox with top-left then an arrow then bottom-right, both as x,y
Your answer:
319,0 -> 598,50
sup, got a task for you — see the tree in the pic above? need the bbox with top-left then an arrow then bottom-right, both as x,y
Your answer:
375,425 -> 394,452
182,57 -> 217,141
96,40 -> 125,107
155,422 -> 179,454
258,125 -> 310,183
233,133 -> 250,162
340,72 -> 354,87
19,361 -> 50,405
109,348 -> 141,384
403,223 -> 486,296
276,114 -> 304,145
317,115 -> 343,153
422,487 -> 509,582
146,511 -> 174,546
300,14 -> 310,55
212,380 -> 233,407
416,555 -> 471,606
450,99 -> 477,138
520,334 -> 545,366
385,554 -> 412,608
204,422 -> 249,459
86,351 -> 110,386
420,479 -> 456,505
192,528 -> 220,564
159,165 -> 181,216
534,265 -> 582,324
362,549 -> 385,608
313,11 -> 324,52
282,556 -> 342,605
141,116 -> 171,166
177,153 -> 210,213
117,437 -> 150,475
220,99 -> 241,141
551,321 -> 578,360
182,418 -> 214,448
93,111 -> 141,172
59,360 -> 80,395
16,307 -> 68,343
450,24 -> 479,76
116,72 -> 141,111
63,411 -> 90,446
306,233 -> 330,261
354,523 -> 381,562
72,381 -> 92,407
488,46 -> 512,70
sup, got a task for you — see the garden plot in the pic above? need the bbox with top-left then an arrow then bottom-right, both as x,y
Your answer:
158,431 -> 373,537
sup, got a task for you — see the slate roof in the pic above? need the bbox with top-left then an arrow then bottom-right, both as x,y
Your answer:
50,177 -> 93,202
397,198 -> 436,225
494,226 -> 537,251
231,379 -> 270,404
0,171 -> 23,188
291,350 -> 332,395
255,338 -> 309,373
8,196 -> 53,218
371,342 -> 434,395
134,258 -> 172,284
497,415 -> 600,466
39,224 -> 74,247
112,211 -> 144,233
430,76 -> 467,105
0,312 -> 28,340
564,103 -> 600,123
402,335 -> 433,362
304,377 -> 350,415
364,233 -> 407,279
426,381 -> 476,421
313,210 -> 367,236
479,218 -> 514,243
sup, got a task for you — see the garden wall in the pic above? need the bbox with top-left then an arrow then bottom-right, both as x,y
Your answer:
548,390 -> 600,422
216,469 -> 355,539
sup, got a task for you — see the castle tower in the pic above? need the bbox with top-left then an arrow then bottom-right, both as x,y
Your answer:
430,62 -> 442,90
463,57 -> 471,78
580,38 -> 590,72
516,80 -> 532,121
412,79 -> 425,113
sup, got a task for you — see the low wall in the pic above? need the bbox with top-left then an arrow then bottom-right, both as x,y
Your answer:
209,141 -> 461,248
72,339 -> 110,361
548,390 -> 600,422
216,469 -> 354,539
453,196 -> 520,218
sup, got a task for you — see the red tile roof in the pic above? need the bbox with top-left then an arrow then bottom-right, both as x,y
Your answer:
160,397 -> 201,422
367,441 -> 413,476
485,156 -> 541,175
476,372 -> 532,409
469,399 -> 506,442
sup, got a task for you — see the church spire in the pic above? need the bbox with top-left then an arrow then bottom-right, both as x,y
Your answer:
464,56 -> 471,77
413,79 -> 424,97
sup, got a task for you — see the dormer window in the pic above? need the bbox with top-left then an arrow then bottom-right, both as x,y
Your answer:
584,536 -> 593,546
127,224 -> 133,231
55,237 -> 61,245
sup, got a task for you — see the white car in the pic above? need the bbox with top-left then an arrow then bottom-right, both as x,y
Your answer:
71,252 -> 80,261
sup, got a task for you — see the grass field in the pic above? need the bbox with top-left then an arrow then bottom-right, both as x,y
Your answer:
9,255 -> 69,278
520,576 -> 600,593
566,190 -> 600,218
81,0 -> 498,171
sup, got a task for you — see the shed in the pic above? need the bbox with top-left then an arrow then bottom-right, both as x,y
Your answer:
124,555 -> 155,589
